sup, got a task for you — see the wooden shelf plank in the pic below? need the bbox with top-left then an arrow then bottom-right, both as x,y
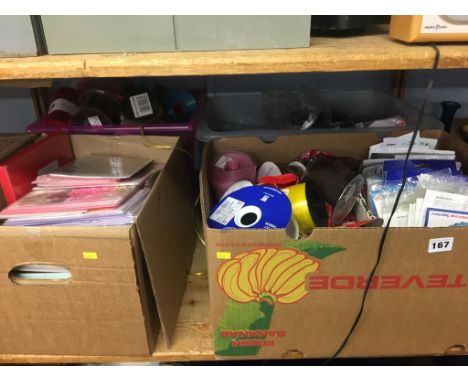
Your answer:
0,241 -> 215,364
0,35 -> 467,81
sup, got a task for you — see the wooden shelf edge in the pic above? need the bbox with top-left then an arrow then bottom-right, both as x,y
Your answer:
0,35 -> 467,80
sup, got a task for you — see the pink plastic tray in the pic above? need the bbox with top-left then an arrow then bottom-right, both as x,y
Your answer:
26,95 -> 204,151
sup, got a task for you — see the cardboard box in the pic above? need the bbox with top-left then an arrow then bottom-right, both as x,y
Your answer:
200,130 -> 468,359
390,16 -> 468,43
0,134 -> 196,356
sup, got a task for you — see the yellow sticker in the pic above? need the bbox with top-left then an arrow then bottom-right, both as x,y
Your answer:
216,251 -> 231,260
83,251 -> 98,260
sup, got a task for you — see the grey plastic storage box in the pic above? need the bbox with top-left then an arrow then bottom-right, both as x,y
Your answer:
196,90 -> 444,143
41,16 -> 311,54
41,16 -> 176,54
0,16 -> 45,56
174,16 -> 311,51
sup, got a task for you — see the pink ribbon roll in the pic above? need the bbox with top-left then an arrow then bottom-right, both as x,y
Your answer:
208,151 -> 257,199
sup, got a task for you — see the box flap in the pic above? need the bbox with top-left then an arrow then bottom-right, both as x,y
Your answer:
211,132 -> 381,163
136,138 -> 196,343
70,134 -> 178,165
129,225 -> 161,353
0,134 -> 39,162
0,186 -> 5,210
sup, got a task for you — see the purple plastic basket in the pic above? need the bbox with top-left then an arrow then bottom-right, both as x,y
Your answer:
26,95 -> 204,152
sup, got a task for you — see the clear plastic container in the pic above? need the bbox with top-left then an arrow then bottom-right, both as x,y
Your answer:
196,90 -> 444,143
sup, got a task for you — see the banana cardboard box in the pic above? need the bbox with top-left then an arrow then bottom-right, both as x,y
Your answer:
200,131 -> 468,360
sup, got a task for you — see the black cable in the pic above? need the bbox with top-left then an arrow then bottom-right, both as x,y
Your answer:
323,44 -> 440,365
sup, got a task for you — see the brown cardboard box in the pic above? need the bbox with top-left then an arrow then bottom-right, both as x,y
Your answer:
0,134 -> 196,356
390,16 -> 468,43
200,130 -> 468,359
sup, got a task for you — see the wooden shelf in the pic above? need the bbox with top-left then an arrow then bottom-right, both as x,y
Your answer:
1,34 -> 468,81
0,242 -> 215,364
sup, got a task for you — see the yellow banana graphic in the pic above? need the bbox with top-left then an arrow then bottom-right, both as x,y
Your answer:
217,248 -> 320,304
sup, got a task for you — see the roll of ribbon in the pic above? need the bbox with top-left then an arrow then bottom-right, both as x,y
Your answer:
122,86 -> 164,124
287,161 -> 307,181
162,89 -> 197,123
283,181 -> 328,233
72,107 -> 113,126
257,161 -> 282,181
285,216 -> 300,240
208,151 -> 257,199
306,156 -> 360,205
208,185 -> 292,230
258,173 -> 299,188
47,87 -> 81,123
79,89 -> 122,125
221,180 -> 253,200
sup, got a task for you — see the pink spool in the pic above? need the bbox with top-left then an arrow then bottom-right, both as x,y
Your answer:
208,151 -> 257,199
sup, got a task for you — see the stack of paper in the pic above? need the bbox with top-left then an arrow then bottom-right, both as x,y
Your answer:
366,164 -> 468,228
33,165 -> 153,188
372,183 -> 468,228
3,187 -> 151,226
0,154 -> 156,227
417,187 -> 468,228
364,133 -> 468,228
368,132 -> 456,160
46,155 -> 152,179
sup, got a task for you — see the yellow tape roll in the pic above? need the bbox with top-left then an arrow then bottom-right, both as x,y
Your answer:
283,183 -> 316,233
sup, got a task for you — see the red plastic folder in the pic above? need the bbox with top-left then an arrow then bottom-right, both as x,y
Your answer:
0,134 -> 74,205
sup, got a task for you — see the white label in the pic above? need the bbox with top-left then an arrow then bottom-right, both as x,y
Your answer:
37,160 -> 59,176
215,155 -> 232,169
129,93 -> 153,118
421,15 -> 468,34
87,116 -> 102,126
209,197 -> 245,226
428,237 -> 454,253
48,98 -> 79,117
426,209 -> 468,228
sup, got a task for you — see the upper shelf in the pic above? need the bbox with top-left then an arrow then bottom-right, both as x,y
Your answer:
1,33 -> 468,81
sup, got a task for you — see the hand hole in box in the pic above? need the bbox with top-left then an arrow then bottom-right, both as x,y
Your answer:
8,263 -> 72,285
444,344 -> 466,355
260,136 -> 277,144
281,349 -> 304,359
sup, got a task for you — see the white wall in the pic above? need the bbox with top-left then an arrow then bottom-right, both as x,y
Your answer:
404,69 -> 468,119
